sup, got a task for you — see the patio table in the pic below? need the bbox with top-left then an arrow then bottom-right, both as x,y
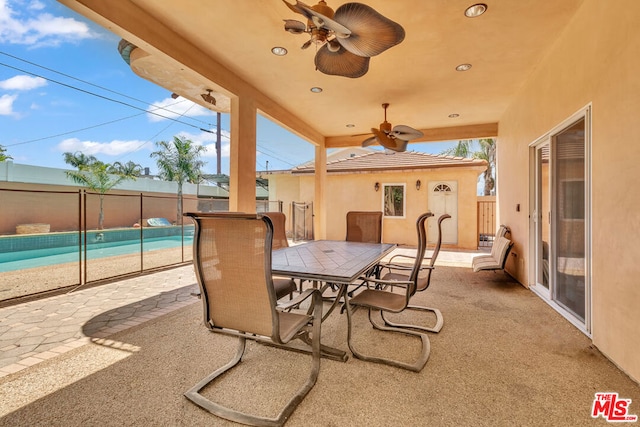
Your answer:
272,240 -> 396,361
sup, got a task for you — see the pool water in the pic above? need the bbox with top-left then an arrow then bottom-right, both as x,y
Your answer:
0,235 -> 194,273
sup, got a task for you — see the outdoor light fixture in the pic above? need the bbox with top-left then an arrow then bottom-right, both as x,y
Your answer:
310,87 -> 323,93
465,3 -> 487,17
456,63 -> 472,71
449,113 -> 460,118
374,182 -> 380,192
416,180 -> 421,191
201,89 -> 216,105
170,93 -> 179,99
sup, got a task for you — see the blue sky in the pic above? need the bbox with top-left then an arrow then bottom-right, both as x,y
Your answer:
0,0 -> 459,175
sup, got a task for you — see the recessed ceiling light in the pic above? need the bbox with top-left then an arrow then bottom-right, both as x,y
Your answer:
310,87 -> 323,93
456,63 -> 472,71
346,124 -> 355,128
465,3 -> 487,18
449,113 -> 460,118
271,46 -> 288,56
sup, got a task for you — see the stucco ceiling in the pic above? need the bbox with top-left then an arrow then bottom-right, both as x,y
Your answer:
60,0 -> 585,148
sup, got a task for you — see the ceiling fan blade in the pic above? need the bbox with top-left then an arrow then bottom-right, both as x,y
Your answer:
301,39 -> 312,49
361,135 -> 377,147
284,19 -> 307,34
371,128 -> 408,152
315,44 -> 369,78
283,0 -> 351,37
282,0 -> 308,16
333,3 -> 405,57
390,125 -> 424,141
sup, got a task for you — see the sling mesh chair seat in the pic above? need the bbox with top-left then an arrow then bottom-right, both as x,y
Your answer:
371,213 -> 451,334
184,212 -> 323,427
343,212 -> 434,372
345,211 -> 383,244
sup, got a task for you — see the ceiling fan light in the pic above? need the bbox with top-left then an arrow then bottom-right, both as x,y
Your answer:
327,40 -> 341,52
465,3 -> 488,18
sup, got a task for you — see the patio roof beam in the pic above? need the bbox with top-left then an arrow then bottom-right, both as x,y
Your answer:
325,123 -> 499,148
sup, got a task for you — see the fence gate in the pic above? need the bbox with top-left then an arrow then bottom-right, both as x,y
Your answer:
477,198 -> 496,248
291,202 -> 313,242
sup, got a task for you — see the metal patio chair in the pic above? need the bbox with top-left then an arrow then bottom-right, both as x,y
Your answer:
343,212 -> 433,372
184,212 -> 323,427
373,213 -> 450,333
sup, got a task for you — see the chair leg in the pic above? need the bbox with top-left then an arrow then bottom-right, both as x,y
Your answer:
380,305 -> 444,333
344,302 -> 430,372
185,328 -> 321,427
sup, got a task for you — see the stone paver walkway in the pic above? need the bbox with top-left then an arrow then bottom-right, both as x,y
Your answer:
0,265 -> 198,377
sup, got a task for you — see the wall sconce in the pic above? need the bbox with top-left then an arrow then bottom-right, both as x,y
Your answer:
374,182 -> 380,192
416,180 -> 421,191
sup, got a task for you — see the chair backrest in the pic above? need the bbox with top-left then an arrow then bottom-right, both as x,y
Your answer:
346,211 -> 383,243
492,236 -> 513,268
407,212 -> 434,296
416,213 -> 450,292
496,224 -> 510,239
262,211 -> 289,250
186,212 -> 278,339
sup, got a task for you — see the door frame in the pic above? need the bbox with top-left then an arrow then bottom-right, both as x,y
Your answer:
528,104 -> 592,336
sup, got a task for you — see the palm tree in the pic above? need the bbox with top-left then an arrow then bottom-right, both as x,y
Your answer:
0,145 -> 13,162
474,138 -> 496,196
64,153 -> 135,229
63,152 -> 97,168
151,136 -> 206,222
440,140 -> 474,158
109,160 -> 143,177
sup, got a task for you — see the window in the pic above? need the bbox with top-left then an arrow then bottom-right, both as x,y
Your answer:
383,184 -> 405,217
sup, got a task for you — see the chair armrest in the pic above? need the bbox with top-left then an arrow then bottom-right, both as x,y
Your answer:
357,275 -> 413,289
277,288 -> 320,311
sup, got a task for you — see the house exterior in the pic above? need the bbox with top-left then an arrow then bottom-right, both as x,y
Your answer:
56,0 -> 640,383
267,150 -> 487,248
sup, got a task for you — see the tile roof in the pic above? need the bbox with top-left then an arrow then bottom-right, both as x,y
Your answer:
291,150 -> 487,174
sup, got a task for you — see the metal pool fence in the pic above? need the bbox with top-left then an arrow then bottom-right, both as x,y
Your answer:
0,188 -> 280,305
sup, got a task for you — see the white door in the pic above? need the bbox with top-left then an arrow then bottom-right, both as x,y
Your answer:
427,181 -> 458,244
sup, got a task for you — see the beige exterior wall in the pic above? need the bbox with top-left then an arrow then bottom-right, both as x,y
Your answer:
269,167 -> 482,249
497,0 -> 640,381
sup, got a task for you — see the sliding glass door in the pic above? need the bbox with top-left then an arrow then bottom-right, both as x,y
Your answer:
530,107 -> 591,333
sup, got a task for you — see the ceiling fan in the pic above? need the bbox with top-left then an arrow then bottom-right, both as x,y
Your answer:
282,0 -> 405,78
362,103 -> 424,152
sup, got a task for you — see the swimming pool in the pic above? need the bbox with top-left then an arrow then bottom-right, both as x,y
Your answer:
0,235 -> 194,273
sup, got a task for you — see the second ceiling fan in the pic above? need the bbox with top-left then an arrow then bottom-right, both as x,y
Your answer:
362,103 -> 424,152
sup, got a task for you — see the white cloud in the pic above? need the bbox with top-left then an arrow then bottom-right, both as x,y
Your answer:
0,75 -> 47,90
147,98 -> 215,123
0,0 -> 98,46
56,138 -> 153,156
0,94 -> 18,115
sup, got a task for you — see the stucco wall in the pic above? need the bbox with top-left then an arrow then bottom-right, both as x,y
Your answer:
497,0 -> 640,382
270,167 -> 482,249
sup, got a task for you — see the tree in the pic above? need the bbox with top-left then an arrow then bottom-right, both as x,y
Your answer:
64,152 -> 136,229
440,138 -> 497,196
474,138 -> 496,196
441,140 -> 474,158
109,160 -> 143,177
151,136 -> 206,222
0,145 -> 13,162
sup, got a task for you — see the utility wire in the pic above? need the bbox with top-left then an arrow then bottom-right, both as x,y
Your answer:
0,53 -> 302,169
0,50 -> 211,127
0,61 -> 214,132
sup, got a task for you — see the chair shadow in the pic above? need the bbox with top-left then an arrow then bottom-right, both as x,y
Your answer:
81,284 -> 199,338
